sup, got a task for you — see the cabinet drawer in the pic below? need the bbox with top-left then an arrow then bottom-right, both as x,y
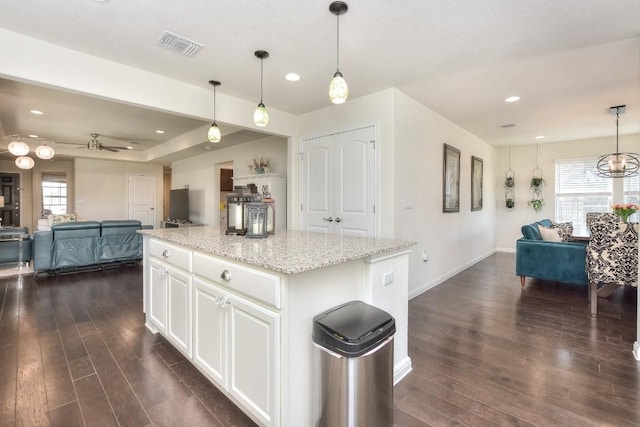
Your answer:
193,252 -> 281,309
150,239 -> 192,272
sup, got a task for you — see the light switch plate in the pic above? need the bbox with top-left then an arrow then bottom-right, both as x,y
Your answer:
383,272 -> 394,286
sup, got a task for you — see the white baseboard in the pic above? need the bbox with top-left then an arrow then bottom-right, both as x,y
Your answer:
409,248 -> 496,300
634,342 -> 640,361
496,247 -> 516,253
393,356 -> 412,385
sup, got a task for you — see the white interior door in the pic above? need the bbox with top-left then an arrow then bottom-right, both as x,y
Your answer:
334,127 -> 376,237
301,126 -> 376,237
128,174 -> 156,226
301,135 -> 334,233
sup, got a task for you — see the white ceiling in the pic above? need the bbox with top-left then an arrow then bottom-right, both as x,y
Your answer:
0,0 -> 639,163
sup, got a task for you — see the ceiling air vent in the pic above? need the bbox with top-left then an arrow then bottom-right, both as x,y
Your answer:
498,123 -> 516,128
157,31 -> 203,57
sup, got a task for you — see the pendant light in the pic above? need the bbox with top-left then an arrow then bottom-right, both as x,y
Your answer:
329,1 -> 349,104
253,50 -> 269,127
15,156 -> 34,170
35,143 -> 55,160
8,137 -> 30,156
596,105 -> 639,178
207,80 -> 222,143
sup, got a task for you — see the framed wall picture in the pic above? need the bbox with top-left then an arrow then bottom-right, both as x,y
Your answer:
471,155 -> 483,211
443,143 -> 461,213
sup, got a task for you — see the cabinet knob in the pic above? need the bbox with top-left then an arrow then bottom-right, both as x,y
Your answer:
162,249 -> 170,258
220,270 -> 231,281
218,296 -> 231,307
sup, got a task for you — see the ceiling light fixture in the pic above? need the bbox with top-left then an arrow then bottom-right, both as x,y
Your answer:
29,134 -> 39,138
285,73 -> 300,82
329,1 -> 349,104
15,156 -> 34,170
8,137 -> 30,156
30,109 -> 44,115
207,80 -> 222,143
505,96 -> 520,103
253,50 -> 270,127
35,143 -> 55,160
596,105 -> 639,178
535,135 -> 545,140
155,130 -> 165,134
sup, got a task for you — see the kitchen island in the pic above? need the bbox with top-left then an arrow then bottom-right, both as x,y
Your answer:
140,226 -> 415,426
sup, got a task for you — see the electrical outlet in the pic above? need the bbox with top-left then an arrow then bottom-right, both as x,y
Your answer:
383,272 -> 394,286
422,250 -> 429,263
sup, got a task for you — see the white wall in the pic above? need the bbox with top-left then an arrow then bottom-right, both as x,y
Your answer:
393,91 -> 497,297
495,134 -> 640,251
298,88 -> 497,298
171,136 -> 287,226
74,159 -> 163,225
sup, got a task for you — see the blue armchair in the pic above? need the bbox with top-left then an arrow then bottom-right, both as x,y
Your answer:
516,219 -> 588,288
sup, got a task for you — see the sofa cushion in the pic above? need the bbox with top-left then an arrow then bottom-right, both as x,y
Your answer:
551,221 -> 573,242
538,224 -> 562,242
521,219 -> 553,240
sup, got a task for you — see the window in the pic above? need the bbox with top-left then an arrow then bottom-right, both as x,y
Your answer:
623,174 -> 639,222
555,158 -> 612,235
42,173 -> 67,215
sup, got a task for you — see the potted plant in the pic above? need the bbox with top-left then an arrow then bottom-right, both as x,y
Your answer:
506,198 -> 514,209
505,176 -> 514,188
530,177 -> 545,192
528,198 -> 544,212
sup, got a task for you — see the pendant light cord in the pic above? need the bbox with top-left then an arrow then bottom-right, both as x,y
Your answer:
336,13 -> 341,72
213,85 -> 216,122
260,58 -> 264,103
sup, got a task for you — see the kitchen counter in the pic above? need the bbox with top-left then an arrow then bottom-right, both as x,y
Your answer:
139,226 -> 415,274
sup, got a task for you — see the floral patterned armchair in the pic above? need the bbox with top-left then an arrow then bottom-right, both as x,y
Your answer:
586,213 -> 638,317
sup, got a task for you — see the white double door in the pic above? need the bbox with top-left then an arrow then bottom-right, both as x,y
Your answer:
301,125 -> 376,237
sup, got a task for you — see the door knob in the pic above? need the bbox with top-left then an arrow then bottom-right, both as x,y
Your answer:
335,217 -> 342,223
322,217 -> 334,222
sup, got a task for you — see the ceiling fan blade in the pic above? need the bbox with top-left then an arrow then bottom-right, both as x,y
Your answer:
99,146 -> 120,152
53,140 -> 84,146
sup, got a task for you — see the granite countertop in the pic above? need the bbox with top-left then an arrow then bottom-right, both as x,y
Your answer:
139,226 -> 416,275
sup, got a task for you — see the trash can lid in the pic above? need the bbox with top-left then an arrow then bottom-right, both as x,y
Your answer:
312,300 -> 395,357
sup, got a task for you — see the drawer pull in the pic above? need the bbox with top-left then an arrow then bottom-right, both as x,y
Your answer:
220,270 -> 231,281
162,249 -> 170,258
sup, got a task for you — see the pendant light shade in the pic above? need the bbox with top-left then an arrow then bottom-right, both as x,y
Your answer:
329,1 -> 349,104
207,80 -> 222,143
596,105 -> 640,178
35,143 -> 55,160
15,156 -> 34,170
8,139 -> 30,156
254,50 -> 269,127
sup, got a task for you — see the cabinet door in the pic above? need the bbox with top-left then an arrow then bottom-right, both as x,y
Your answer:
148,258 -> 167,332
166,265 -> 193,358
228,296 -> 279,426
192,278 -> 227,389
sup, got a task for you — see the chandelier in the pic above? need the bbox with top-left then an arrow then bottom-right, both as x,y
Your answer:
596,105 -> 639,178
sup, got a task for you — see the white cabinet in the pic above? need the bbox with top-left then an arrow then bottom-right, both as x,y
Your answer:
233,173 -> 286,230
192,255 -> 280,427
146,240 -> 193,358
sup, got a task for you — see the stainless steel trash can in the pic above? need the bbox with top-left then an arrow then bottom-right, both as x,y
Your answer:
313,300 -> 395,427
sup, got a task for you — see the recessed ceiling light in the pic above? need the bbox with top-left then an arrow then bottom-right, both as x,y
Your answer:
155,130 -> 165,134
504,96 -> 520,103
285,73 -> 300,82
126,146 -> 134,150
30,109 -> 44,115
28,134 -> 39,138
535,135 -> 545,140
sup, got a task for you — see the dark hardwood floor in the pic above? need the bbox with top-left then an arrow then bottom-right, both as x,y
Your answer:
0,253 -> 638,426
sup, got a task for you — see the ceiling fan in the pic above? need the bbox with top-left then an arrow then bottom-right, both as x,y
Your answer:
55,133 -> 134,152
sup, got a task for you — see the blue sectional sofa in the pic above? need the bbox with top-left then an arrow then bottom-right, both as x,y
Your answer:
516,219 -> 588,287
33,220 -> 147,273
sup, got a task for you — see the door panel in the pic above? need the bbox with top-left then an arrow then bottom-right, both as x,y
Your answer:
301,126 -> 376,237
193,278 -> 227,388
128,174 -> 156,226
0,174 -> 20,227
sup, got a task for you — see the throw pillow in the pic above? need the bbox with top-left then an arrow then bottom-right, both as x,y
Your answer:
551,221 -> 573,242
52,213 -> 78,224
538,224 -> 562,242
